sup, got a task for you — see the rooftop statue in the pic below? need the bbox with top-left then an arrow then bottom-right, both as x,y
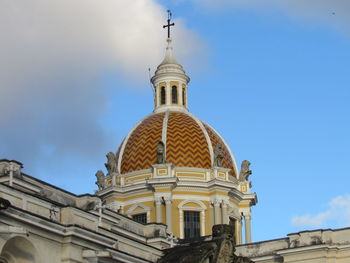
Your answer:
105,152 -> 118,175
214,144 -> 224,167
239,160 -> 252,181
157,141 -> 166,164
95,170 -> 105,190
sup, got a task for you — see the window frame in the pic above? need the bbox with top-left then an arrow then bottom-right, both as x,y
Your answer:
178,200 -> 207,239
160,86 -> 166,105
126,203 -> 150,223
171,85 -> 178,104
184,211 -> 201,239
132,213 -> 147,224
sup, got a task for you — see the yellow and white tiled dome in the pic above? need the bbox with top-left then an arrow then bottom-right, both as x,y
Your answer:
97,34 -> 256,242
116,111 -> 237,176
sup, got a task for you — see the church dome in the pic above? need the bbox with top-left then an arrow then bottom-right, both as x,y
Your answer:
116,111 -> 238,176
97,15 -> 257,242
114,29 -> 238,178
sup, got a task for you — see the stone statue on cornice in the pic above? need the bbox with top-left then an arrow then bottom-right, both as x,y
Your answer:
95,170 -> 105,190
105,152 -> 118,175
239,160 -> 252,181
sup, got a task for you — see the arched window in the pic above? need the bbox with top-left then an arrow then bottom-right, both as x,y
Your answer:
178,200 -> 206,238
160,86 -> 166,105
172,86 -> 178,104
182,87 -> 186,106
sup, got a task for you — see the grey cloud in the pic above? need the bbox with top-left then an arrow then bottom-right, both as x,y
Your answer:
0,0 -> 205,189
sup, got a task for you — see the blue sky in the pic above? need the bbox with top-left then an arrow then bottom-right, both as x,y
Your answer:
1,0 -> 350,242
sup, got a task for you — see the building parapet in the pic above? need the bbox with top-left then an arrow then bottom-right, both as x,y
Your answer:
235,227 -> 350,261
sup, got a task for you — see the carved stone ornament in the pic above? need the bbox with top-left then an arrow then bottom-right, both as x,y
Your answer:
95,170 -> 105,190
239,160 -> 252,182
49,206 -> 60,221
158,224 -> 254,263
0,160 -> 22,178
105,152 -> 118,175
217,239 -> 234,263
156,141 -> 166,164
213,144 -> 224,167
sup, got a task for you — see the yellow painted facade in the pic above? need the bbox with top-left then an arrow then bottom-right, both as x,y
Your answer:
103,180 -> 251,241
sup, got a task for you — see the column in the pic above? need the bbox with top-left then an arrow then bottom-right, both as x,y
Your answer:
210,204 -> 215,228
201,210 -> 206,236
179,210 -> 184,238
166,82 -> 171,105
213,200 -> 221,225
156,85 -> 159,108
221,201 -> 228,224
155,197 -> 162,223
244,214 -> 252,243
236,217 -> 242,244
165,198 -> 172,232
179,82 -> 183,106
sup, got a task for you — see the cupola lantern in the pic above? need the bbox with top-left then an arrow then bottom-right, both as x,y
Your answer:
151,12 -> 190,113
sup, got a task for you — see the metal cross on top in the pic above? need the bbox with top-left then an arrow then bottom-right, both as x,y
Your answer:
163,10 -> 175,38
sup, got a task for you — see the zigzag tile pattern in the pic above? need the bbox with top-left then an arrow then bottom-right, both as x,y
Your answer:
166,112 -> 211,168
120,113 -> 164,174
202,122 -> 236,176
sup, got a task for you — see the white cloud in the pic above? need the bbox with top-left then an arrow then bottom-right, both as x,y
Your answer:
194,0 -> 350,35
292,195 -> 350,228
0,0 -> 205,186
291,211 -> 331,228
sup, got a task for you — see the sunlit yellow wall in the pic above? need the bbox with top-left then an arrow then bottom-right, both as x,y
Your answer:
104,185 -> 241,239
169,199 -> 214,237
171,199 -> 181,237
105,192 -> 153,203
203,200 -> 212,235
122,200 -> 156,223
161,203 -> 166,224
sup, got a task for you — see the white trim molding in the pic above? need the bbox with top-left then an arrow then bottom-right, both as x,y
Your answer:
178,200 -> 207,239
126,203 -> 151,223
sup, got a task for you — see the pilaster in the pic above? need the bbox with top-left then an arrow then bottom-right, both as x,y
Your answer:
236,217 -> 242,244
244,213 -> 252,243
164,197 -> 172,233
221,201 -> 228,224
155,197 -> 163,223
213,200 -> 221,225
